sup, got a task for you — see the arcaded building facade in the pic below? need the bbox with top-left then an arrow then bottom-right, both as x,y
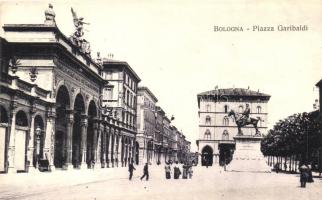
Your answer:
0,13 -> 137,173
196,88 -> 270,166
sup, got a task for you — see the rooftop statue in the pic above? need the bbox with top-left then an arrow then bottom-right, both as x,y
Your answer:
70,7 -> 91,57
44,4 -> 56,25
71,7 -> 90,38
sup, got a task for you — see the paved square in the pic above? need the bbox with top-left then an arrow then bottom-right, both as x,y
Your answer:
0,166 -> 321,200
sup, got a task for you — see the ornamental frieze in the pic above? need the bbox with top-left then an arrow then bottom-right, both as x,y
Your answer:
53,58 -> 100,95
54,70 -> 98,102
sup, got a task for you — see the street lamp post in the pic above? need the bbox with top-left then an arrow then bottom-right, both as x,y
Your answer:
35,126 -> 42,169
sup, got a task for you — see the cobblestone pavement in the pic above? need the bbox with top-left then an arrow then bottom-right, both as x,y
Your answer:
0,166 -> 321,200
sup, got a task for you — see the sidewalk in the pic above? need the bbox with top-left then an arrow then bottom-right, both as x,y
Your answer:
0,165 -> 155,200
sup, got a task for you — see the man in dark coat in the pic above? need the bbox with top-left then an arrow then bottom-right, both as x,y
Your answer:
300,164 -> 309,188
128,160 -> 136,180
140,163 -> 149,181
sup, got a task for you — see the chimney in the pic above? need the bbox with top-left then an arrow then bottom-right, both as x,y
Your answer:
108,53 -> 114,59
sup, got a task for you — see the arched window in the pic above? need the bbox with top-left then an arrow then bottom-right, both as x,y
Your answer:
223,117 -> 229,126
205,115 -> 211,125
224,105 -> 229,113
222,130 -> 229,140
204,129 -> 211,140
239,105 -> 244,113
206,104 -> 211,112
257,106 -> 262,113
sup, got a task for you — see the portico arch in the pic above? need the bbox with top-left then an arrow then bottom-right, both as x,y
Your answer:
33,115 -> 44,167
54,85 -> 70,168
15,110 -> 28,172
72,93 -> 86,168
86,100 -> 97,168
0,106 -> 9,172
201,145 -> 213,166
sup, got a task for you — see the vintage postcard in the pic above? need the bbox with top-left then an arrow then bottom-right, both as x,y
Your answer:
0,0 -> 321,199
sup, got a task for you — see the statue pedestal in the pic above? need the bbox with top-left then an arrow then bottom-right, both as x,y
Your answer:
227,135 -> 271,173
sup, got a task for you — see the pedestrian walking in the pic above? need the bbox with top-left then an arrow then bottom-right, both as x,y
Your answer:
128,160 -> 136,180
174,161 -> 181,179
299,164 -> 309,188
165,162 -> 171,179
182,163 -> 188,179
140,163 -> 149,181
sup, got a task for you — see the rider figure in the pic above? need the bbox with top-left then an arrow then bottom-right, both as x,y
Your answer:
241,103 -> 250,123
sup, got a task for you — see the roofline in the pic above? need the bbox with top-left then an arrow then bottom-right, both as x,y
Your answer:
3,24 -> 103,71
138,86 -> 158,102
163,116 -> 171,123
197,88 -> 271,102
103,60 -> 141,82
197,88 -> 270,97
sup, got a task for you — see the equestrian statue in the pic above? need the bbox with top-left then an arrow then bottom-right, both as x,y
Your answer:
228,103 -> 261,136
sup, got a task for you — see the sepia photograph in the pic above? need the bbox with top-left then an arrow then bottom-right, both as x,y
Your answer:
0,0 -> 321,199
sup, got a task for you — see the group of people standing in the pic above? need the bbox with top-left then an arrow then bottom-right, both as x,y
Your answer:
165,161 -> 193,180
128,160 -> 194,181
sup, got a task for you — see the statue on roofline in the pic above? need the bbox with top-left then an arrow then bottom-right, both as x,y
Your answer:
70,7 -> 91,57
44,3 -> 56,26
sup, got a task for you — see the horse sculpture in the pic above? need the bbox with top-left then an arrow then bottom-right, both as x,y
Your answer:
228,110 -> 261,136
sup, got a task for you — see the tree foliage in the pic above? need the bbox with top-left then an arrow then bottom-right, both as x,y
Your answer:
261,111 -> 321,162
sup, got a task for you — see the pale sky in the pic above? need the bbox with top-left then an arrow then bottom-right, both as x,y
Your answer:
1,0 -> 321,151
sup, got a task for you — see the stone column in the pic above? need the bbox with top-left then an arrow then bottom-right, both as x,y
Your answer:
64,110 -> 74,170
96,123 -> 102,168
105,126 -> 110,168
27,113 -> 36,172
110,130 -> 114,167
118,133 -> 122,167
131,138 -> 135,163
92,119 -> 99,169
7,107 -> 17,173
127,137 -> 132,163
114,133 -> 119,167
101,124 -> 106,168
44,112 -> 56,171
80,114 -> 88,169
124,138 -> 128,167
121,136 -> 126,166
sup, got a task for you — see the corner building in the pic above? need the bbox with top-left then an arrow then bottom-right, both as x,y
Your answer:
196,88 -> 270,166
0,23 -> 138,173
101,59 -> 141,167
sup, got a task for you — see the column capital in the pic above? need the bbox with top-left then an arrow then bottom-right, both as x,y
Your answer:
46,107 -> 56,119
66,113 -> 74,124
65,109 -> 74,115
80,114 -> 88,127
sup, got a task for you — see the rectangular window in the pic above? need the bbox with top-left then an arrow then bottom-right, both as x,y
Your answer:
107,88 -> 113,100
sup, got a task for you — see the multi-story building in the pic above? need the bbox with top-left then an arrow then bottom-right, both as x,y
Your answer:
169,125 -> 178,162
162,116 -> 172,163
136,86 -> 158,165
196,88 -> 271,166
0,4 -> 192,173
0,5 -> 138,173
102,59 -> 141,167
154,106 -> 165,164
